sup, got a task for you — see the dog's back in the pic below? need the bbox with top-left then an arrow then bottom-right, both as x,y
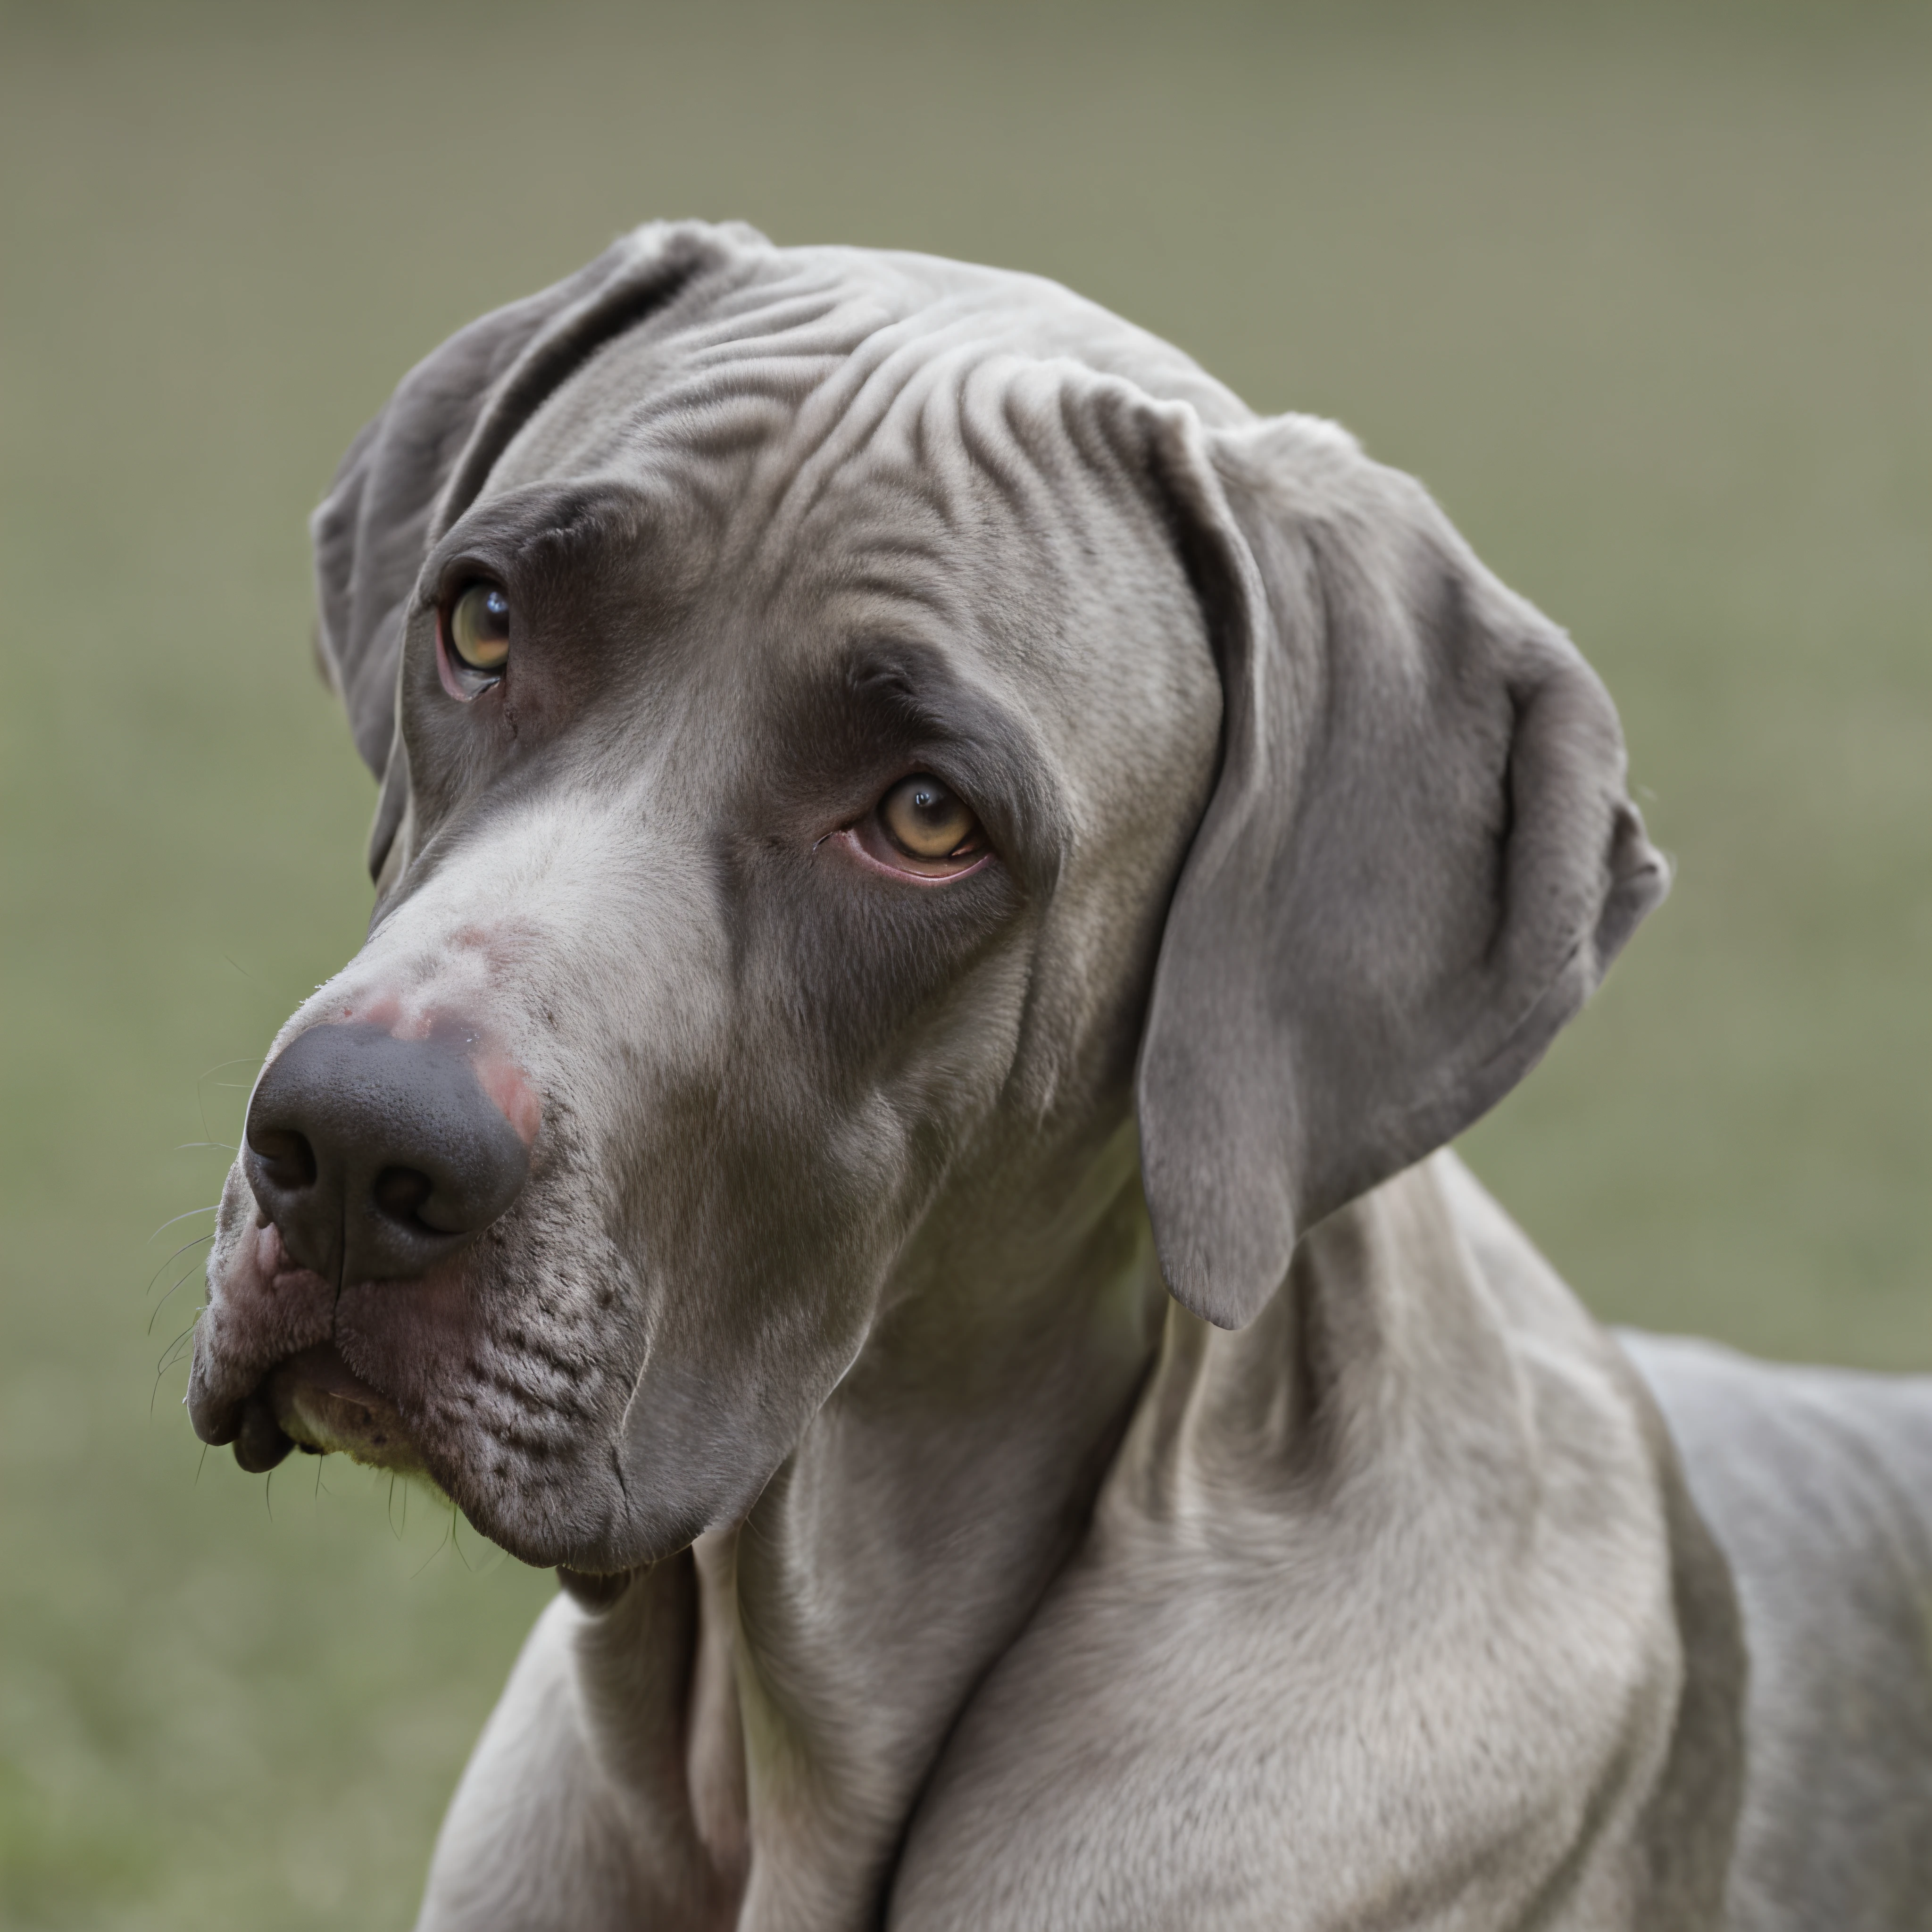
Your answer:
1627,1332 -> 1932,1929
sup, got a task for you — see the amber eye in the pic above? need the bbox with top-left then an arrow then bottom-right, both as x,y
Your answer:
879,774 -> 983,862
448,581 -> 511,673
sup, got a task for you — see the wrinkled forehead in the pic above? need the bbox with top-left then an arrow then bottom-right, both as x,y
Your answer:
475,252 -> 1236,689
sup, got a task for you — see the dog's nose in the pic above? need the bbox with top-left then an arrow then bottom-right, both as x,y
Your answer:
243,1023 -> 531,1285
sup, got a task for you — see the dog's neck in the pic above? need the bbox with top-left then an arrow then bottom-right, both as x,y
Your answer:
665,1111 -> 1170,1929
556,1154 -> 1692,1931
689,1151 -> 1563,1931
566,1143 -> 1525,1932
563,1143 -> 1589,1932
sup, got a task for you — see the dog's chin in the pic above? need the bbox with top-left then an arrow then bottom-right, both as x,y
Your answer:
235,1342 -> 435,1484
218,1324 -> 694,1575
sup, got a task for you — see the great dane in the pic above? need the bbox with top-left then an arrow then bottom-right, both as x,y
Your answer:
187,222 -> 1932,1930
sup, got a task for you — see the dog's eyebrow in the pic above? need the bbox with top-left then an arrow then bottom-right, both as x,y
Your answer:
417,480 -> 667,603
836,641 -> 1013,753
842,648 -> 957,727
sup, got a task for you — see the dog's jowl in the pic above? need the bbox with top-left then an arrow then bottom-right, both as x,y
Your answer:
189,223 -> 1932,1932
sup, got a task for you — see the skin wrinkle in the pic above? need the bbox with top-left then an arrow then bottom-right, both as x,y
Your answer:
747,329 -> 961,549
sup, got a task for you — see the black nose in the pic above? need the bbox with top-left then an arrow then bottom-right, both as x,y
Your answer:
243,1023 -> 531,1285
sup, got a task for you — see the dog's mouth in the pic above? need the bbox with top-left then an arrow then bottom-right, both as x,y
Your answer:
231,1341 -> 429,1481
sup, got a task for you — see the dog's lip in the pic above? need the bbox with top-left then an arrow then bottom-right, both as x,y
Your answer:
261,1341 -> 428,1477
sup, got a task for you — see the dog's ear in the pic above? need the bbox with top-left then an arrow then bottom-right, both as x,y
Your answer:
1135,411 -> 1667,1329
310,220 -> 761,869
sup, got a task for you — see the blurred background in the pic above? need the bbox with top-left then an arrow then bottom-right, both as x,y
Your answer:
1,0 -> 1927,1923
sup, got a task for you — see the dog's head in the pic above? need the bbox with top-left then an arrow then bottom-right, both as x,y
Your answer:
187,223 -> 1664,1573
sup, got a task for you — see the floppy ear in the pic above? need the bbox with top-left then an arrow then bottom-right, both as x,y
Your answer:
1135,412 -> 1668,1329
309,219 -> 764,874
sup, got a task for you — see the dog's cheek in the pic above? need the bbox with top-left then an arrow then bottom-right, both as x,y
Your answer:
742,845 -> 1027,1089
396,701 -> 500,838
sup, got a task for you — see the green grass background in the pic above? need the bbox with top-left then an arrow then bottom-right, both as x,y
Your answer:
1,1 -> 1927,1923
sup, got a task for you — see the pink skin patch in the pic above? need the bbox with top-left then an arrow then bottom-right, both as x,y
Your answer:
348,991 -> 409,1034
477,1055 -> 543,1145
321,986 -> 542,1145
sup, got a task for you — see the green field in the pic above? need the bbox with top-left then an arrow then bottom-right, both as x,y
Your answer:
2,2 -> 1928,1924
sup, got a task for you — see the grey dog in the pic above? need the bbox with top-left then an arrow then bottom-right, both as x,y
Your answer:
187,222 -> 1932,1930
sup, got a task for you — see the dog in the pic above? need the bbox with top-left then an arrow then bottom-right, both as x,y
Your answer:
187,221 -> 1932,1930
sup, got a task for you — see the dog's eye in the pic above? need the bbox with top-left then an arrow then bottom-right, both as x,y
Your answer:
880,774 -> 983,862
448,582 -> 511,673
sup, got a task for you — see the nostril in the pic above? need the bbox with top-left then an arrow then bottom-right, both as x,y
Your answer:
372,1166 -> 433,1226
244,1021 -> 532,1285
248,1127 -> 317,1191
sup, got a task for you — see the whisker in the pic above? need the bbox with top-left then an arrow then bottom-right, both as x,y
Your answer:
196,1055 -> 266,1082
197,1054 -> 266,1142
451,1509 -> 503,1576
148,1204 -> 220,1241
452,1499 -> 478,1573
150,1310 -> 205,1410
411,1510 -> 452,1580
175,1141 -> 237,1154
156,1319 -> 200,1372
148,1256 -> 210,1334
145,1233 -> 216,1299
